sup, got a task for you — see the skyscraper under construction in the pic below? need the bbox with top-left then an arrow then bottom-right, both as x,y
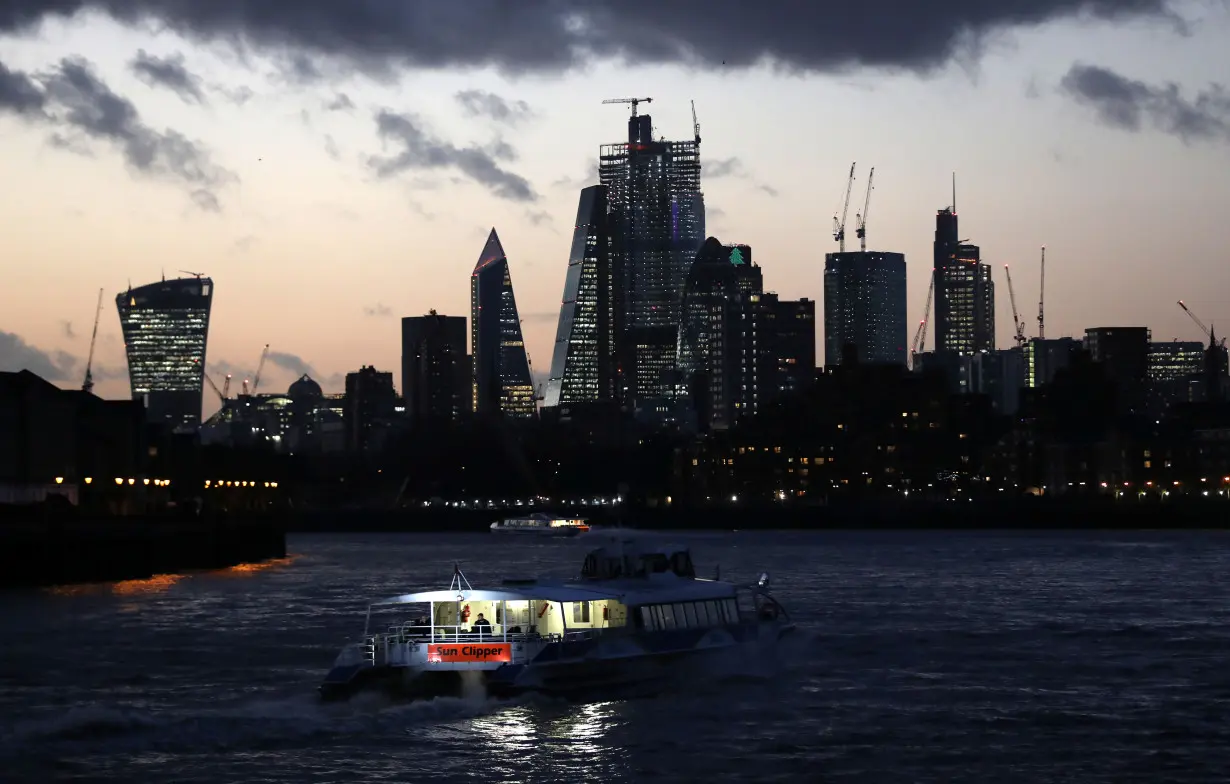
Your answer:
932,186 -> 994,356
599,100 -> 705,402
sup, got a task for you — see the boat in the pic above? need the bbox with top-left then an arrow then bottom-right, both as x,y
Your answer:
318,532 -> 795,702
489,512 -> 590,536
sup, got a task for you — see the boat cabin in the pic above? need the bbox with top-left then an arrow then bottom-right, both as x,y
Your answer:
580,539 -> 696,580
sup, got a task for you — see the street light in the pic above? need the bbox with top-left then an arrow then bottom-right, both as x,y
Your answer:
115,477 -> 123,485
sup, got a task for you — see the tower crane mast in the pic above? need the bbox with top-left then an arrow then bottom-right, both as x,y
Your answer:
81,288 -> 103,394
855,167 -> 874,252
910,273 -> 936,367
1004,265 -> 1027,346
691,100 -> 701,145
1178,301 -> 1228,347
832,162 -> 856,252
1037,246 -> 1046,340
252,344 -> 270,394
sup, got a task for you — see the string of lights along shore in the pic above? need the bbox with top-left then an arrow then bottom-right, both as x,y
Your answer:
79,97 -> 1224,454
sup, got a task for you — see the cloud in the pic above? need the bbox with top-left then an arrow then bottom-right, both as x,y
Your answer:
707,206 -> 727,221
230,234 -> 257,253
129,49 -> 205,104
0,56 -> 235,209
215,84 -> 253,105
0,330 -> 77,380
526,209 -> 552,226
1060,63 -> 1230,144
455,89 -> 533,125
266,351 -> 344,388
324,92 -> 353,112
552,160 -> 600,189
706,157 -> 744,178
520,312 -> 558,324
0,1 -> 1186,78
757,183 -> 779,197
363,302 -> 392,317
60,320 -> 76,339
368,110 -> 537,202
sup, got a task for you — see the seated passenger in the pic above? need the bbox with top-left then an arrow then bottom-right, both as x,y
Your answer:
471,613 -> 492,635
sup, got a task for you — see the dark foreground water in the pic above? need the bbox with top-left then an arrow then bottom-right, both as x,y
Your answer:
3,530 -> 1230,783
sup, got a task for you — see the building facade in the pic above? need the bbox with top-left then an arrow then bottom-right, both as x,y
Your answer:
344,365 -> 396,454
1085,327 -> 1151,416
402,311 -> 470,424
823,251 -> 907,366
933,207 -> 994,355
600,109 -> 705,402
545,185 -> 616,408
470,229 -> 537,419
115,275 -> 213,431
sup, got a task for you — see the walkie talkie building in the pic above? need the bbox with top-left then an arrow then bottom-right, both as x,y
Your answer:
116,275 -> 213,430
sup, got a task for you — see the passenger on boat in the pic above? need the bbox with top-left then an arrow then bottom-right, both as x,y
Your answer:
472,613 -> 492,635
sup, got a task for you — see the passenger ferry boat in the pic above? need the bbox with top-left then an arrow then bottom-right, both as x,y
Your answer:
318,533 -> 794,701
489,513 -> 590,536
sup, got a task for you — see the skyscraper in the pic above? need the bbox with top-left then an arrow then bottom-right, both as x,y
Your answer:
823,251 -> 907,366
600,107 -> 705,401
402,311 -> 470,425
545,185 -> 616,408
470,229 -> 536,419
678,238 -> 763,429
933,202 -> 994,355
115,275 -> 213,430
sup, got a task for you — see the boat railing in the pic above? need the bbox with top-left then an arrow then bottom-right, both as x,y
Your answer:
380,623 -> 551,644
562,628 -> 605,643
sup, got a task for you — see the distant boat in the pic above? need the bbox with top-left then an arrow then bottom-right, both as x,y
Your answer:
490,513 -> 590,537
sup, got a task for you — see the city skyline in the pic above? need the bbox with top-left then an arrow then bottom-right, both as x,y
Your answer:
2,2 -> 1229,418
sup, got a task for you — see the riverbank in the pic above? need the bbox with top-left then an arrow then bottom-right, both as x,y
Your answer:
283,496 -> 1230,533
0,516 -> 286,590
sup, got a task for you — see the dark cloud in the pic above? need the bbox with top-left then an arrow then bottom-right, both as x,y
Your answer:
324,92 -> 353,112
60,320 -> 76,339
526,210 -> 552,226
552,160 -> 600,189
129,49 -> 205,104
1060,63 -> 1230,143
0,56 -> 235,209
0,330 -> 76,380
368,110 -> 537,203
265,350 -> 344,388
757,183 -> 779,197
455,89 -> 533,124
363,302 -> 393,318
706,157 -> 744,178
0,1 -> 1184,78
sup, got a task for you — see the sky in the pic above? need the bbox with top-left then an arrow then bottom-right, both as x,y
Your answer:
1,0 -> 1229,419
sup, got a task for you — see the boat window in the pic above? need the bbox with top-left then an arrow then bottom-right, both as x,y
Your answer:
670,551 -> 696,577
642,554 -> 670,574
638,607 -> 651,629
661,604 -> 676,629
573,601 -> 591,624
681,603 -> 698,627
651,605 -> 664,630
695,602 -> 710,626
725,599 -> 737,619
707,600 -> 723,623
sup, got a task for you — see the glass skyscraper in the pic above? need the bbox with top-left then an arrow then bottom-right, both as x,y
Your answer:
823,251 -> 908,366
470,229 -> 536,419
116,275 -> 213,430
544,185 -> 616,407
933,207 -> 995,355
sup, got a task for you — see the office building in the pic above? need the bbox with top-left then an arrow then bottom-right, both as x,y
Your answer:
1147,341 -> 1204,413
470,229 -> 537,419
677,238 -> 763,429
933,203 -> 994,355
344,365 -> 396,454
545,185 -> 617,407
115,275 -> 213,431
402,311 -> 470,424
600,106 -> 705,401
740,293 -> 817,412
823,251 -> 907,366
1024,337 -> 1080,389
1084,327 -> 1150,416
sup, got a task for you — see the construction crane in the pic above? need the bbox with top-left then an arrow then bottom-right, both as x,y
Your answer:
179,269 -> 206,279
1037,246 -> 1046,340
602,97 -> 652,116
855,167 -> 874,252
832,162 -> 856,252
81,287 -> 103,394
1003,265 -> 1027,346
909,273 -> 936,366
251,344 -> 270,395
202,369 -> 225,403
221,374 -> 232,399
526,353 -> 544,405
1178,300 -> 1228,347
691,100 -> 701,145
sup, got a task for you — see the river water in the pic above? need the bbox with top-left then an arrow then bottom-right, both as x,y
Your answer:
2,530 -> 1229,783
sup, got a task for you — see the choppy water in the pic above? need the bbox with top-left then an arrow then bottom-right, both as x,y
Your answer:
2,530 -> 1230,783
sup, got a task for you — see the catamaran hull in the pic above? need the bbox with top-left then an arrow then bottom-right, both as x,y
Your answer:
319,621 -> 795,702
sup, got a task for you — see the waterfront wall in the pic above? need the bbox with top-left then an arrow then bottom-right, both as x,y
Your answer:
0,514 -> 286,590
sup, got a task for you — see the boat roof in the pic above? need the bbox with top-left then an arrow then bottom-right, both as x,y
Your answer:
371,574 -> 736,607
